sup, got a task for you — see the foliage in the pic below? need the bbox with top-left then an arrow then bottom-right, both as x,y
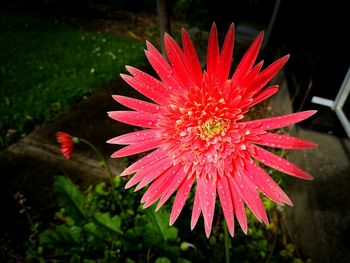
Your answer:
26,169 -> 311,262
0,13 -> 145,147
26,176 -> 185,262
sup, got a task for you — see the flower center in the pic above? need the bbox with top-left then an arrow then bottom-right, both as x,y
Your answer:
199,118 -> 229,140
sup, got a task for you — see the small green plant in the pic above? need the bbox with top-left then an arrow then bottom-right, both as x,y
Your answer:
26,175 -> 185,263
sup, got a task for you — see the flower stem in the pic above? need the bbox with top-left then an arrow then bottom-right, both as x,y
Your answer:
79,139 -> 115,194
224,222 -> 231,263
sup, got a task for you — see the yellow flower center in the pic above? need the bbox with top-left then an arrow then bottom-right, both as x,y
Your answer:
199,118 -> 229,140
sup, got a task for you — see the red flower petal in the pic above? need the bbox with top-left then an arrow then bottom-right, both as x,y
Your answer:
249,85 -> 279,107
197,177 -> 216,238
229,176 -> 248,234
111,139 -> 161,158
191,186 -> 202,230
217,176 -> 235,237
244,159 -> 292,205
121,148 -> 165,176
249,55 -> 289,95
207,23 -> 220,79
141,165 -> 180,208
251,145 -> 313,180
181,29 -> 203,86
170,176 -> 194,225
231,32 -> 264,87
253,132 -> 318,149
108,111 -> 158,128
56,132 -> 74,159
217,24 -> 235,85
121,70 -> 168,105
125,156 -> 172,189
107,129 -> 160,145
156,166 -> 187,211
112,95 -> 161,114
245,110 -> 317,130
164,33 -> 194,89
146,42 -> 185,92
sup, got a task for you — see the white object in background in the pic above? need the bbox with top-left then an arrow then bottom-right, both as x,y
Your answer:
311,67 -> 350,138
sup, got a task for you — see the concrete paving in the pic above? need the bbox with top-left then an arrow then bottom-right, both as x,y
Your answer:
286,129 -> 350,263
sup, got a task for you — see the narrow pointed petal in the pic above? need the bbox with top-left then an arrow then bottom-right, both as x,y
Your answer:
229,177 -> 248,234
135,158 -> 174,191
253,132 -> 318,149
181,29 -> 203,86
121,148 -> 165,176
145,43 -> 184,91
245,110 -> 317,130
251,145 -> 313,180
217,24 -> 235,84
207,23 -> 219,77
164,33 -> 193,88
239,173 -> 269,224
120,72 -> 168,105
112,95 -> 161,114
245,159 -> 293,206
229,60 -> 263,98
232,174 -> 262,222
170,176 -> 195,225
124,156 -> 172,189
142,165 -> 179,208
191,185 -> 202,230
231,32 -> 264,86
249,85 -> 279,107
108,111 -> 158,129
217,176 -> 235,237
239,60 -> 264,89
250,55 -> 289,94
156,166 -> 187,210
140,171 -> 169,205
111,139 -> 161,158
107,129 -> 160,145
197,177 -> 216,237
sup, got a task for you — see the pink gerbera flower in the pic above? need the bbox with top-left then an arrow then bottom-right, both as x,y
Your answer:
108,23 -> 317,237
56,131 -> 76,159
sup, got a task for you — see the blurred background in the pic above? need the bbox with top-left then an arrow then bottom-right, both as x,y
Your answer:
1,0 -> 349,262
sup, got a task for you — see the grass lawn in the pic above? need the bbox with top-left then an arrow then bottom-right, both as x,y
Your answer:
0,13 -> 145,147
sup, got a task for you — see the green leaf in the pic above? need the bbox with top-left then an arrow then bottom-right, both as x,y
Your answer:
69,254 -> 81,263
93,212 -> 123,235
146,208 -> 178,242
155,257 -> 171,263
39,225 -> 82,245
53,176 -> 87,223
83,222 -> 105,240
95,182 -> 108,196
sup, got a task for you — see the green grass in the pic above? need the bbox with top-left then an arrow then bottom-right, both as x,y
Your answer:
0,13 -> 145,147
